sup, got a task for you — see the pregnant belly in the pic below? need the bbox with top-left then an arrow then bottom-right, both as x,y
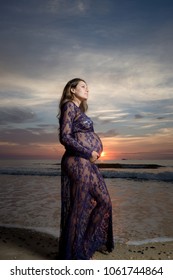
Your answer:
75,132 -> 103,156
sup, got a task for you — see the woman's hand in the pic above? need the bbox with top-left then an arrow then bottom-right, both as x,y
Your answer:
90,151 -> 99,163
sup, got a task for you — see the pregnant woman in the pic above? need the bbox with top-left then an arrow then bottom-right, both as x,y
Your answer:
58,78 -> 114,259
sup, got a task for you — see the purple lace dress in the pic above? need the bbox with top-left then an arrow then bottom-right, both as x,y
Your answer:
59,101 -> 114,259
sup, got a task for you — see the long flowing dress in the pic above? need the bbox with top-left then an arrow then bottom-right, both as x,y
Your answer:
59,101 -> 114,259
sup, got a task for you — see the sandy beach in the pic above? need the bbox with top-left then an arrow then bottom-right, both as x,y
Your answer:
0,159 -> 173,260
0,226 -> 172,260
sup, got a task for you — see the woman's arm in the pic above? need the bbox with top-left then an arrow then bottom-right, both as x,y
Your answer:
59,102 -> 93,160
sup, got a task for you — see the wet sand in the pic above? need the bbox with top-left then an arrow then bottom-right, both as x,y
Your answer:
0,226 -> 172,260
0,175 -> 173,260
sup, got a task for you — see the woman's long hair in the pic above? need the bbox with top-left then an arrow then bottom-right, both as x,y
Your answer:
58,78 -> 88,119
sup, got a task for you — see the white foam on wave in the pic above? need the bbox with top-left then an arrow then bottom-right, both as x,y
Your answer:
126,237 -> 173,245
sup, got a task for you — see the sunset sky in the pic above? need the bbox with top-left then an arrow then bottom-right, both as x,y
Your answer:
0,0 -> 173,161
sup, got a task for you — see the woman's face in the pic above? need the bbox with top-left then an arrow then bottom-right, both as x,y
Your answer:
72,81 -> 89,101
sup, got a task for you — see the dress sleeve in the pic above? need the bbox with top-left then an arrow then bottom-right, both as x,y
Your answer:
59,102 -> 92,159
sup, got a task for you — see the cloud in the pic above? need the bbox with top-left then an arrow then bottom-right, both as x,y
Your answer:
156,116 -> 165,120
1,0 -> 172,85
46,0 -> 90,15
0,90 -> 35,101
0,0 -> 173,159
0,127 -> 58,145
98,129 -> 119,138
134,114 -> 144,119
1,0 -> 173,105
0,107 -> 37,124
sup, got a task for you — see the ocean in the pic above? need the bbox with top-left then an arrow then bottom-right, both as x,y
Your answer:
0,159 -> 173,245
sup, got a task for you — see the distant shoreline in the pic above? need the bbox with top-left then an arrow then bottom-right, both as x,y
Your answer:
54,162 -> 163,169
97,163 -> 163,169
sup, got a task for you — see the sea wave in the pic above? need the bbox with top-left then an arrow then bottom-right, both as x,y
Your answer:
101,170 -> 173,182
0,168 -> 173,181
0,169 -> 61,176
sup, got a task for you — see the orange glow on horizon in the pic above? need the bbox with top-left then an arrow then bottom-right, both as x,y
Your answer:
101,151 -> 106,157
100,151 -> 113,160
